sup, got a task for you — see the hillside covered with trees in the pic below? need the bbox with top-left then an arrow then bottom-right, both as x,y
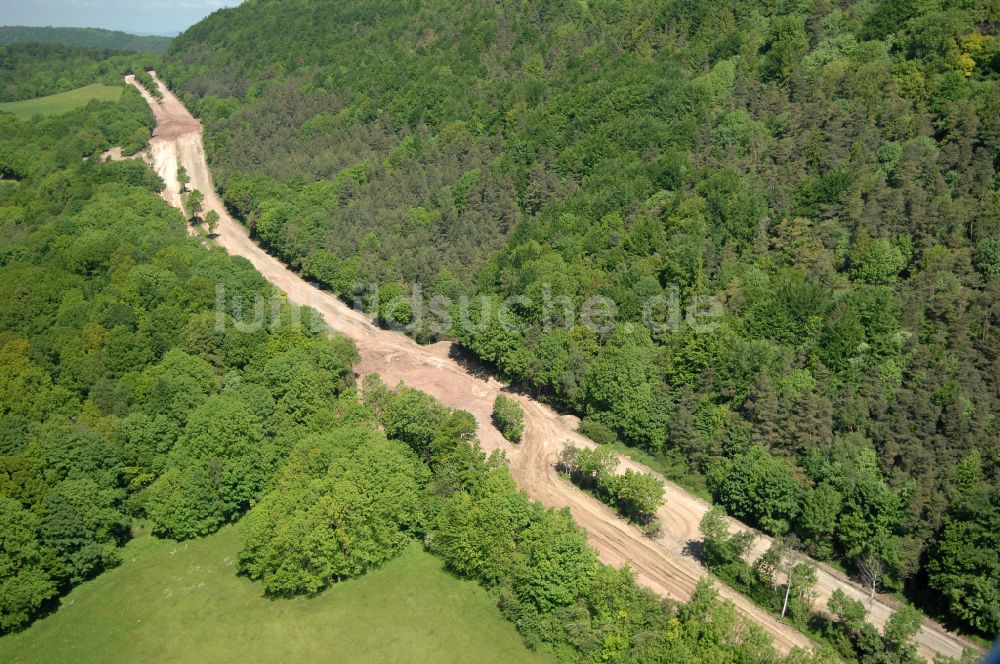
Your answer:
0,84 -> 364,628
162,0 -> 1000,637
0,26 -> 171,54
0,51 -> 851,664
0,43 -> 159,103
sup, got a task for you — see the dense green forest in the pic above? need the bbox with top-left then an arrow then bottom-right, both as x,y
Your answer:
0,100 -> 827,664
162,0 -> 1000,636
0,52 -> 850,664
0,26 -> 171,54
0,85 -> 357,628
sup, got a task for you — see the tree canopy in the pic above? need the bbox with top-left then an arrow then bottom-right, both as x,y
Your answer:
162,0 -> 1000,633
0,85 -> 357,629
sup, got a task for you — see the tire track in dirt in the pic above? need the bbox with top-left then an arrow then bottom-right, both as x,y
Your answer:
127,72 -> 978,661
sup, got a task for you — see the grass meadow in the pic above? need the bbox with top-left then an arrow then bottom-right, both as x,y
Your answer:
0,84 -> 123,119
0,525 -> 549,664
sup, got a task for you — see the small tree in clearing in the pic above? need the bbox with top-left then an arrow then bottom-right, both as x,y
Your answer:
205,210 -> 219,237
700,506 -> 755,568
186,189 -> 204,223
177,165 -> 190,192
857,551 -> 884,612
612,469 -> 665,525
493,394 -> 524,443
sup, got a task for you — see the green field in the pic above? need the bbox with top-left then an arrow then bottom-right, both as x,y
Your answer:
0,526 -> 548,664
0,84 -> 123,119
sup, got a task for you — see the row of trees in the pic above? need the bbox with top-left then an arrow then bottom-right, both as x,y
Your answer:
174,169 -> 219,236
131,69 -> 162,101
699,507 -> 929,664
557,444 -> 665,534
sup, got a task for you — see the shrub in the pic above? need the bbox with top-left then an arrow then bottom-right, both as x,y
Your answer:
577,418 -> 619,445
492,394 -> 524,443
559,442 -> 664,533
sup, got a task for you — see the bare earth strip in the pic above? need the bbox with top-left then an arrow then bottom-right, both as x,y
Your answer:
127,72 -> 978,662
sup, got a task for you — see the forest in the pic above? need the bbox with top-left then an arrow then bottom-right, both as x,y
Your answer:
160,0 -> 1000,638
0,46 -> 857,663
0,81 -> 352,627
0,43 -> 160,104
0,26 -> 171,55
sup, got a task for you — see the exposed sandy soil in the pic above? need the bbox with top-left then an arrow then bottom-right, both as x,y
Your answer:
99,146 -> 123,161
127,72 -> 979,661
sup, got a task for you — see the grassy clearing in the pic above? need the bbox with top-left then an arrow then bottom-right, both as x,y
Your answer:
0,84 -> 123,119
0,525 -> 548,664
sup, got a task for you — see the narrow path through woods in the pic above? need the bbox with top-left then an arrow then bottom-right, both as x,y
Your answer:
125,72 -> 978,661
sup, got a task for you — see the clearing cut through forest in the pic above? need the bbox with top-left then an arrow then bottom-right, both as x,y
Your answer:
125,71 -> 979,662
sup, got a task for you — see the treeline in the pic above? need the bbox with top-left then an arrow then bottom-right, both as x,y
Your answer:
0,27 -> 171,55
0,43 -> 153,103
0,95 -> 358,630
698,507 -> 929,664
557,444 -> 664,534
131,69 -> 163,100
164,0 -> 1000,634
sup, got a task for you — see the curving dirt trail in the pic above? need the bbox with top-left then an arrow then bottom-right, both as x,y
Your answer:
127,72 -> 978,661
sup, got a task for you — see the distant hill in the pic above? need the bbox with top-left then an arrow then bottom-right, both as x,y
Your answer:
0,26 -> 171,53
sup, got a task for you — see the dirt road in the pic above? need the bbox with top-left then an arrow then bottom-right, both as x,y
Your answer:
128,72 -> 978,661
